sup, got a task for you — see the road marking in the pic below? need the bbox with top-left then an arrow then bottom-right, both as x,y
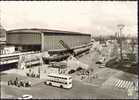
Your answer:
123,81 -> 129,88
120,80 -> 126,88
112,79 -> 134,89
115,79 -> 121,87
126,81 -> 131,89
117,80 -> 124,88
128,82 -> 133,89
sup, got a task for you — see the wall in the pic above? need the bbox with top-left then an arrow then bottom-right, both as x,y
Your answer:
7,33 -> 41,45
43,33 -> 91,51
6,32 -> 91,52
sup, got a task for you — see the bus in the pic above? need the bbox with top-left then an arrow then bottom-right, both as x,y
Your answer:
44,74 -> 72,89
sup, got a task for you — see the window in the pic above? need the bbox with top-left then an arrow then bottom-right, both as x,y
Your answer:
69,77 -> 72,80
64,82 -> 67,84
69,82 -> 72,84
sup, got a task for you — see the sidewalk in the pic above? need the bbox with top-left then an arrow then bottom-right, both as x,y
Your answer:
1,68 -> 26,76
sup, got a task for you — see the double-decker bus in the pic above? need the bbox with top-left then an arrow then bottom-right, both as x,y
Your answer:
44,73 -> 72,89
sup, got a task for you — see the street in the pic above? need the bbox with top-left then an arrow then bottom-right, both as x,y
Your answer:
1,48 -> 138,99
1,73 -> 133,99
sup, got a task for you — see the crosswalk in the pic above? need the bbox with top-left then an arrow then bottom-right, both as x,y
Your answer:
102,77 -> 137,90
113,79 -> 135,90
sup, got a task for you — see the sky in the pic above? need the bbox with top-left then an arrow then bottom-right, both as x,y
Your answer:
0,1 -> 137,37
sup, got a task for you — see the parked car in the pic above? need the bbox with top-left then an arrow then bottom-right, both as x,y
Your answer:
68,69 -> 75,74
96,61 -> 102,64
99,64 -> 105,68
76,67 -> 83,71
18,94 -> 32,99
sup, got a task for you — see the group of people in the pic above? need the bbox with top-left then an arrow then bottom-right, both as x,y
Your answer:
26,69 -> 40,78
8,77 -> 31,87
26,72 -> 40,78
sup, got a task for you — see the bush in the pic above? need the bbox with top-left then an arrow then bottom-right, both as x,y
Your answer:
76,67 -> 83,71
68,69 -> 75,74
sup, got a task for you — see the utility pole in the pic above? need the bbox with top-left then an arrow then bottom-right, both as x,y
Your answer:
117,24 -> 125,61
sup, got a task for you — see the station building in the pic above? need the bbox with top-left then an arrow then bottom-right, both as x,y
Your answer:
6,28 -> 91,54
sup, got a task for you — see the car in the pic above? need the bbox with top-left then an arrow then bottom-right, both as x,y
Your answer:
96,61 -> 102,64
99,64 -> 105,68
68,69 -> 75,74
18,94 -> 32,99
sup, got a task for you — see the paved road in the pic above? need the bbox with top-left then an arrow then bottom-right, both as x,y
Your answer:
1,48 -> 138,99
0,78 -> 127,99
1,73 -> 137,99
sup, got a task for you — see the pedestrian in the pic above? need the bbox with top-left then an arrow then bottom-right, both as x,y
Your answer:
17,81 -> 20,87
20,80 -> 23,87
8,80 -> 10,85
16,77 -> 18,81
81,76 -> 83,80
10,80 -> 13,85
31,72 -> 34,77
29,69 -> 31,73
14,80 -> 17,86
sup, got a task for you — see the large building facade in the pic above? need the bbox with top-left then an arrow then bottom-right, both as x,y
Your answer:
0,25 -> 6,45
6,28 -> 91,53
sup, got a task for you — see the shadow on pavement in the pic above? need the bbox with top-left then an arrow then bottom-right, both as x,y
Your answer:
105,58 -> 138,75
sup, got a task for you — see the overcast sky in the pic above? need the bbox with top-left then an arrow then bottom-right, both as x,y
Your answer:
0,1 -> 137,36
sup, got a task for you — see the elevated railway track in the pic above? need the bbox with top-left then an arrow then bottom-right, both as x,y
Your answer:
0,43 -> 92,71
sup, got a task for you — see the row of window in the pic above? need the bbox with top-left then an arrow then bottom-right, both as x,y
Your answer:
48,75 -> 68,80
25,58 -> 40,63
1,56 -> 19,61
48,80 -> 68,84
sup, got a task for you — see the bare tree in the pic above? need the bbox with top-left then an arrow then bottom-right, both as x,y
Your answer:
130,37 -> 136,54
110,39 -> 119,58
116,24 -> 125,61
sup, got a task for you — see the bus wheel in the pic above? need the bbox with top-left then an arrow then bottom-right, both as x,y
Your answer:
49,83 -> 52,86
44,82 -> 47,85
60,85 -> 63,88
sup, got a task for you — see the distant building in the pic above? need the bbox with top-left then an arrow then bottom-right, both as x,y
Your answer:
0,46 -> 15,55
6,28 -> 91,54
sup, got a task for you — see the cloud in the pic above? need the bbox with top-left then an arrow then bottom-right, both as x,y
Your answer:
0,1 -> 137,36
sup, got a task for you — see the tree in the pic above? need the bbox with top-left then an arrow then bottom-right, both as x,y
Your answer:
130,37 -> 136,54
110,40 -> 119,58
116,24 -> 125,61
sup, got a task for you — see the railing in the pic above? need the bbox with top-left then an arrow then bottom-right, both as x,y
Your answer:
0,51 -> 35,65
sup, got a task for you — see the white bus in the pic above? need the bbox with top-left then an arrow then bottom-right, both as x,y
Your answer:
44,74 -> 72,89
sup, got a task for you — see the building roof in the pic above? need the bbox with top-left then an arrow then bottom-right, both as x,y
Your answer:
7,28 -> 90,36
